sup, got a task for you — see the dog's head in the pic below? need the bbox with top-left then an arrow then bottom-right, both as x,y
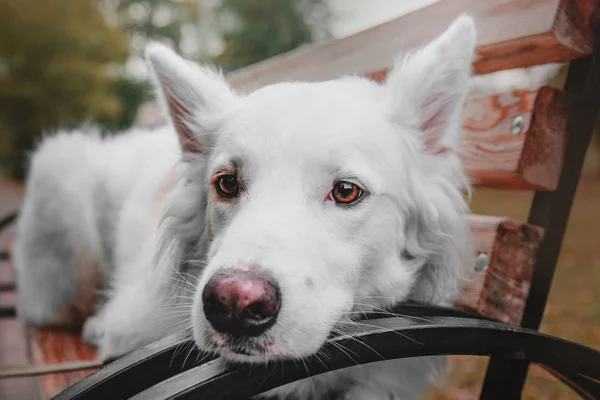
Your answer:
147,15 -> 475,362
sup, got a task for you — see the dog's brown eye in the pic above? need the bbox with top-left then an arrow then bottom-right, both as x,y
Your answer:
215,174 -> 239,199
331,181 -> 362,204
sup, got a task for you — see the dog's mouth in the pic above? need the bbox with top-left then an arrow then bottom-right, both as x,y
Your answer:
205,320 -> 347,363
207,330 -> 278,360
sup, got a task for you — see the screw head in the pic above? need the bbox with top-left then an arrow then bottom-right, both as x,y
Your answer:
474,252 -> 490,272
511,115 -> 524,136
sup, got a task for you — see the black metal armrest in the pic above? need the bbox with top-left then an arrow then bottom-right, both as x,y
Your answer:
53,335 -> 214,400
54,306 -> 599,400
52,304 -> 489,400
129,316 -> 600,400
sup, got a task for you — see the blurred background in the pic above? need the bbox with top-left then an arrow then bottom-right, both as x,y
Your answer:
0,0 -> 441,180
0,1 -> 598,399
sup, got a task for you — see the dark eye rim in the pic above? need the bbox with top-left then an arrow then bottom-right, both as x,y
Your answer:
212,172 -> 240,199
330,180 -> 365,205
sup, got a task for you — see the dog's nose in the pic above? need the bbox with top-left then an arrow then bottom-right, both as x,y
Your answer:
202,270 -> 281,337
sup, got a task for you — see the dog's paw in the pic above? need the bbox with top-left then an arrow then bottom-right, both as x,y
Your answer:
96,329 -> 142,360
82,316 -> 104,347
83,316 -> 136,361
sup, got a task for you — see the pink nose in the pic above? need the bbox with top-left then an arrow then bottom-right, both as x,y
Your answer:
202,270 -> 281,337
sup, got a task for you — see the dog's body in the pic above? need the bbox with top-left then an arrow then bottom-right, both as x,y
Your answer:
14,16 -> 476,399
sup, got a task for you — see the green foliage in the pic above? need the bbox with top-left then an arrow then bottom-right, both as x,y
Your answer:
0,0 -> 128,179
0,0 -> 329,179
96,0 -> 192,135
99,78 -> 154,133
117,0 -> 191,53
215,0 -> 329,71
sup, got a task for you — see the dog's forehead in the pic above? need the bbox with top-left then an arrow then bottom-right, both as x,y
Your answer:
243,78 -> 389,117
218,78 -> 397,161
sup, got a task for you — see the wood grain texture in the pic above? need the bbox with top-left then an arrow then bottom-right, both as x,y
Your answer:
459,215 -> 544,325
227,0 -> 600,92
461,85 -> 569,190
30,329 -> 97,399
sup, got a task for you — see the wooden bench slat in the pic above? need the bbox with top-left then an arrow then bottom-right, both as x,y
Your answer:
460,214 -> 543,325
30,329 -> 97,399
461,85 -> 569,190
227,0 -> 599,92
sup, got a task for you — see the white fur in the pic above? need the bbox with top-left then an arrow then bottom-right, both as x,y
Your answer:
14,15 -> 476,399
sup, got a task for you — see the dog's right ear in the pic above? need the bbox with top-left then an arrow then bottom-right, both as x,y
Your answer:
145,43 -> 237,154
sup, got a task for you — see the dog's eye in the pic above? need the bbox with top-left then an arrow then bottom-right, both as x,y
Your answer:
331,181 -> 362,204
214,174 -> 239,199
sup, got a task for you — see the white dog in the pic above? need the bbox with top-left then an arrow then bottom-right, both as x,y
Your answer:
14,15 -> 475,399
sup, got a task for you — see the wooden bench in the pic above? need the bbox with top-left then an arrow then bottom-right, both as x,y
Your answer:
2,0 -> 600,399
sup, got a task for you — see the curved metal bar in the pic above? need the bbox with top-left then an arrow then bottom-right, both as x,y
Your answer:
129,316 -> 600,400
51,305 -> 489,400
0,282 -> 15,292
0,210 -> 18,232
52,336 -> 215,400
0,306 -> 16,318
546,368 -> 600,400
372,302 -> 497,321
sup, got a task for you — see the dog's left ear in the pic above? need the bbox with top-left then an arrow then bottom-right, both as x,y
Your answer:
145,43 -> 237,154
386,15 -> 476,155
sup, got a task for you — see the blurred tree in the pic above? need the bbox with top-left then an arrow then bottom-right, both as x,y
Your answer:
96,0 -> 193,134
117,0 -> 191,53
98,77 -> 154,132
214,0 -> 330,71
0,0 -> 128,180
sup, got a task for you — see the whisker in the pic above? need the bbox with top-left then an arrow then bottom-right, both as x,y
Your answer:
336,320 -> 422,345
175,270 -> 201,283
329,327 -> 385,360
152,304 -> 194,312
153,312 -> 192,321
311,349 -> 329,369
182,339 -> 199,368
159,295 -> 195,302
170,332 -> 195,367
327,340 -> 359,366
341,308 -> 435,324
194,348 -> 215,366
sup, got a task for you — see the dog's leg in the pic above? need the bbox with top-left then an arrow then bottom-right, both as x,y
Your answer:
82,279 -> 157,358
82,291 -> 148,358
87,287 -> 189,359
14,132 -> 106,327
84,253 -> 190,359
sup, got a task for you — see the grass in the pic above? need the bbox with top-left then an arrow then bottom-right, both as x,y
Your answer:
424,149 -> 600,399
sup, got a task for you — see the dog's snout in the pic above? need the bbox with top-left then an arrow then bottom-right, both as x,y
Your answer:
202,270 -> 281,337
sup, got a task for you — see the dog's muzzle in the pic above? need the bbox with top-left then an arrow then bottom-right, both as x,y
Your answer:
202,269 -> 281,337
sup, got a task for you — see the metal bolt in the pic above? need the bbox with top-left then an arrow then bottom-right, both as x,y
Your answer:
474,252 -> 490,272
511,115 -> 524,136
